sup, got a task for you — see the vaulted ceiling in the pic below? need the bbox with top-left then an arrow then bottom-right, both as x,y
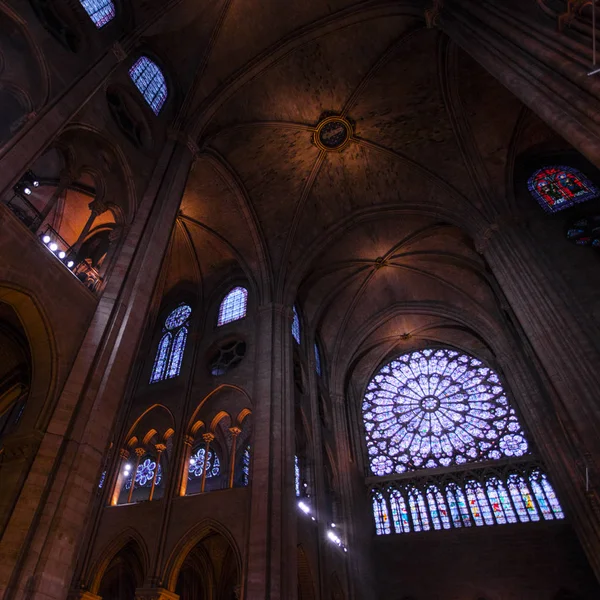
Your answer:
154,0 -> 560,388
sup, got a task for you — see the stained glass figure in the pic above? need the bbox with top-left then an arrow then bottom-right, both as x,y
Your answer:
528,166 -> 598,213
129,56 -> 168,115
407,487 -> 430,532
390,489 -> 411,533
218,286 -> 248,326
150,304 -> 191,383
373,491 -> 391,535
530,469 -> 564,520
292,305 -> 301,344
314,342 -> 322,375
188,447 -> 220,479
242,445 -> 251,486
295,455 -> 301,497
565,216 -> 600,248
363,348 -> 529,476
80,0 -> 115,27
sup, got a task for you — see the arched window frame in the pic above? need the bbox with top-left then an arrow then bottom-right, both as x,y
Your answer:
150,304 -> 191,384
292,305 -> 301,345
128,56 -> 168,115
314,340 -> 322,376
217,286 -> 248,326
527,165 -> 598,213
79,0 -> 116,28
364,348 -> 564,535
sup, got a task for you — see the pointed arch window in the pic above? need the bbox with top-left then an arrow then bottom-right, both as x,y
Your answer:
242,445 -> 251,486
150,305 -> 191,383
528,165 -> 598,213
365,348 -> 564,535
314,342 -> 322,375
188,447 -> 221,479
129,57 -> 168,115
295,455 -> 301,497
218,286 -> 248,326
80,0 -> 115,27
292,305 -> 301,344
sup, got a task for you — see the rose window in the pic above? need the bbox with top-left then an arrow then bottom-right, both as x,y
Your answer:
363,348 -> 529,476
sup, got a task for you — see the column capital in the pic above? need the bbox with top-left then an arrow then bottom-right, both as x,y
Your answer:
135,588 -> 179,600
69,592 -> 102,600
183,435 -> 194,447
167,129 -> 199,157
112,41 -> 128,62
229,427 -> 242,437
202,433 -> 215,444
135,447 -> 146,458
119,448 -> 130,459
155,443 -> 167,453
425,0 -> 444,28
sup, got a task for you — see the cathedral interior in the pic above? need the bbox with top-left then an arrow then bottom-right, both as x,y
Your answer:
2,1 -> 600,599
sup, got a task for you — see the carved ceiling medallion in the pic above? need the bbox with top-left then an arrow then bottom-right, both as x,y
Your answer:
314,116 -> 352,151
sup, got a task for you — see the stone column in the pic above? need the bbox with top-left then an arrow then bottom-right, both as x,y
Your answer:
0,135 -> 197,600
245,304 -> 296,600
228,427 -> 241,488
441,0 -> 600,166
481,221 -> 600,577
149,444 -> 166,502
35,170 -> 76,232
127,448 -> 145,503
0,0 -> 185,199
179,435 -> 194,496
110,449 -> 130,506
69,199 -> 106,258
200,433 -> 214,493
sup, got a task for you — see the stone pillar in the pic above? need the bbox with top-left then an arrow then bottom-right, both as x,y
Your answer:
245,304 -> 296,600
200,433 -> 214,493
110,448 -> 130,506
179,435 -> 194,497
481,221 -> 600,577
127,448 -> 146,503
134,589 -> 179,600
0,0 -> 185,199
228,427 -> 241,488
149,444 -> 166,501
441,0 -> 600,166
0,136 -> 197,600
69,198 -> 105,257
35,170 -> 76,232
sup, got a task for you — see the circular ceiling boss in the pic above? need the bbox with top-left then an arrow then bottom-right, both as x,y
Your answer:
314,116 -> 352,151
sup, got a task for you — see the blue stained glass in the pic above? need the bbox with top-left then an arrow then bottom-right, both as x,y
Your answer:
373,492 -> 391,535
129,57 -> 168,115
125,458 -> 162,489
295,455 -> 301,497
150,305 -> 191,383
528,166 -> 598,213
530,470 -> 564,520
314,343 -> 322,375
80,0 -> 115,28
362,348 -> 529,475
390,489 -> 411,533
427,488 -> 442,530
150,332 -> 171,383
242,445 -> 251,486
292,305 -> 301,344
188,447 -> 220,479
166,326 -> 187,379
98,470 -> 107,489
218,287 -> 248,326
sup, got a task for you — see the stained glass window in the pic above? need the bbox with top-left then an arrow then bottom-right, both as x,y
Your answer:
125,457 -> 162,490
292,305 -> 301,344
218,286 -> 248,326
242,445 -> 251,486
129,57 -> 168,115
295,455 -> 301,497
188,447 -> 220,479
314,342 -> 322,375
528,166 -> 598,213
150,304 -> 191,383
80,0 -> 115,27
371,464 -> 563,535
363,348 -> 529,476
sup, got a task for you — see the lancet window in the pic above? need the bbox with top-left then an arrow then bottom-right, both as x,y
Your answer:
528,166 -> 598,213
80,0 -> 115,27
188,447 -> 221,479
292,305 -> 301,344
365,348 -> 564,535
150,304 -> 191,383
218,286 -> 248,325
129,56 -> 168,115
242,445 -> 251,486
314,342 -> 322,375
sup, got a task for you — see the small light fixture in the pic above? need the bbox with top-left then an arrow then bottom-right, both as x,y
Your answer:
23,187 -> 32,195
331,523 -> 336,528
67,260 -> 75,268
298,501 -> 311,515
33,180 -> 40,187
58,251 -> 66,259
190,458 -> 196,465
43,235 -> 51,244
49,243 -> 58,252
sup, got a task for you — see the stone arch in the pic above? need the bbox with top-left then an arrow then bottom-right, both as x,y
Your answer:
297,545 -> 316,600
163,519 -> 242,593
88,528 -> 149,595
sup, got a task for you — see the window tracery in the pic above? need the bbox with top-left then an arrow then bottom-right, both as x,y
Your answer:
218,286 -> 248,325
150,304 -> 191,383
528,166 -> 598,213
124,457 -> 162,490
129,57 -> 168,115
242,445 -> 251,486
365,348 -> 564,535
188,447 -> 220,479
80,0 -> 115,27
